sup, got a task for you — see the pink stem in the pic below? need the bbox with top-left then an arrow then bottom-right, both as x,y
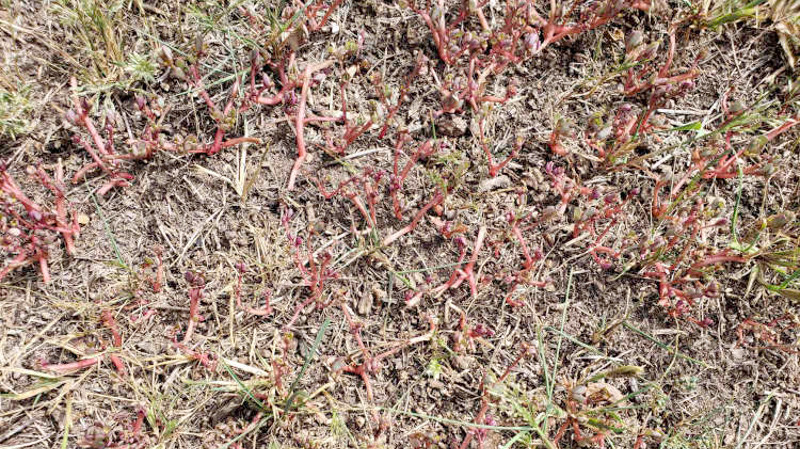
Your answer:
43,357 -> 100,373
287,60 -> 334,190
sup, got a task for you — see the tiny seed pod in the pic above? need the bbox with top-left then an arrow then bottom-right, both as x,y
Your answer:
626,30 -> 644,52
430,5 -> 442,21
195,35 -> 205,55
285,90 -> 298,105
729,99 -> 746,115
523,32 -> 540,51
132,142 -> 147,158
640,41 -> 660,60
171,66 -> 187,81
767,212 -> 794,230
462,32 -> 475,48
596,126 -> 612,140
65,109 -> 78,125
442,93 -> 461,112
708,196 -> 725,212
571,385 -> 587,402
105,111 -> 118,128
572,207 -> 583,222
541,206 -> 559,221
261,73 -> 272,90
746,135 -> 768,156
159,45 -> 174,65
704,281 -> 719,298
653,85 -> 670,98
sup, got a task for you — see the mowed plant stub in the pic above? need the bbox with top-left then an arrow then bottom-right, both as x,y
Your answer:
1,0 -> 799,448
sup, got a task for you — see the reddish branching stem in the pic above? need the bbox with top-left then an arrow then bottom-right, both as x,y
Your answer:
391,135 -> 440,220
383,191 -> 445,246
42,357 -> 100,374
458,344 -> 532,449
183,271 -> 206,343
287,60 -> 335,190
281,208 -> 340,329
68,78 -> 135,195
101,310 -> 127,377
1,162 -> 80,283
339,303 -> 435,401
477,119 -> 521,176
234,262 -> 273,316
185,65 -> 260,156
152,246 -> 164,293
297,0 -> 345,32
376,53 -> 427,138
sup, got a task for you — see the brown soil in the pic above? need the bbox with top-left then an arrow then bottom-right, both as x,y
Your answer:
2,1 -> 799,448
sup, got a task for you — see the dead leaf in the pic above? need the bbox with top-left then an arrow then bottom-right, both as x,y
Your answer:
585,382 -> 625,404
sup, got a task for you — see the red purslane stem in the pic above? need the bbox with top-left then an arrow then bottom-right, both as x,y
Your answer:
101,310 -> 127,377
234,262 -> 273,316
1,161 -> 80,283
339,303 -> 435,402
382,191 -> 445,246
42,357 -> 100,374
183,271 -> 206,344
287,60 -> 335,190
458,343 -> 532,449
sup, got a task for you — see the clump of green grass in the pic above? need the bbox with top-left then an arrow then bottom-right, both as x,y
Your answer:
0,86 -> 32,139
120,52 -> 158,85
50,0 -> 126,84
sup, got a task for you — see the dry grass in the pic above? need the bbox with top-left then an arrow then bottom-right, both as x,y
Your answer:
1,1 -> 800,448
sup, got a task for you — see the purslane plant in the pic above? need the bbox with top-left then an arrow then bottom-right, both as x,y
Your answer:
338,301 -> 436,401
409,0 -> 654,174
69,44 -> 261,196
1,162 -> 80,283
281,207 -> 340,329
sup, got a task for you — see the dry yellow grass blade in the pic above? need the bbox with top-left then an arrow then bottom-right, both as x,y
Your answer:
769,0 -> 800,69
706,0 -> 800,69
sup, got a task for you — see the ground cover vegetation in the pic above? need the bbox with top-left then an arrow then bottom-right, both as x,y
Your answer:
1,0 -> 800,447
